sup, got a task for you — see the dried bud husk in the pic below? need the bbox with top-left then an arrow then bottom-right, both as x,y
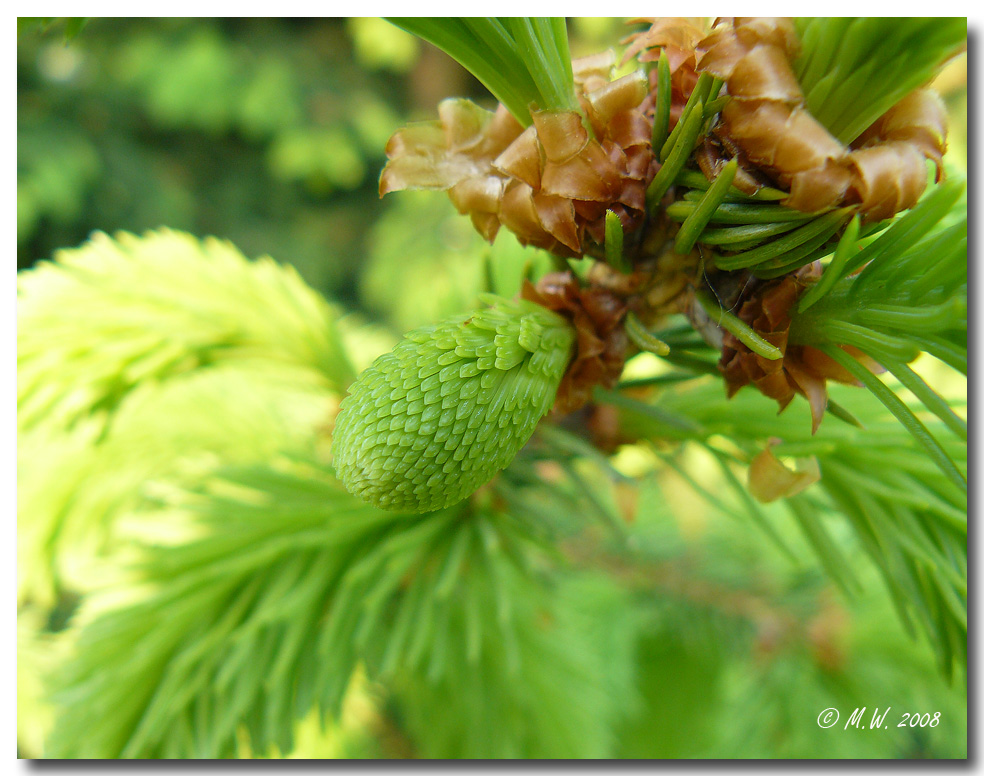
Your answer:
379,99 -> 524,242
694,17 -> 948,220
748,440 -> 820,503
333,296 -> 575,513
717,264 -> 881,433
380,54 -> 657,257
521,272 -> 629,414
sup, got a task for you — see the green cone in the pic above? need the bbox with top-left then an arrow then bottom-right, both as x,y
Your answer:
333,294 -> 575,513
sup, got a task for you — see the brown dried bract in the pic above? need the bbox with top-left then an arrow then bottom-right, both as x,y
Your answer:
521,272 -> 629,414
379,99 -> 524,243
695,17 -> 948,220
380,55 -> 657,258
717,263 -> 879,433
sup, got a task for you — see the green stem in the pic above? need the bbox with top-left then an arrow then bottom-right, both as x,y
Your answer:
507,17 -> 577,112
651,52 -> 671,154
798,214 -> 860,312
624,311 -> 670,356
660,72 -> 712,162
666,200 -> 817,225
694,291 -> 783,360
714,209 -> 851,271
604,210 -> 628,273
858,299 -> 967,334
646,99 -> 705,208
806,319 -> 919,362
844,180 -> 965,277
675,169 -> 786,202
696,221 -> 801,248
882,358 -> 967,441
675,158 -> 738,255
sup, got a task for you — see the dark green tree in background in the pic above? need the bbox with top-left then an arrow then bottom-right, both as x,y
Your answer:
18,17 -> 967,759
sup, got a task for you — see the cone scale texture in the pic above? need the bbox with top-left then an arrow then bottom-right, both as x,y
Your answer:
333,295 -> 575,513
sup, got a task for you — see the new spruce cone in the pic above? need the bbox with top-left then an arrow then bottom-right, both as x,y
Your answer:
333,296 -> 575,513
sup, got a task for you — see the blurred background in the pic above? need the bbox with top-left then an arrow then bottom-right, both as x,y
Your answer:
16,15 -> 970,326
17,18 -> 968,759
17,19 -> 678,325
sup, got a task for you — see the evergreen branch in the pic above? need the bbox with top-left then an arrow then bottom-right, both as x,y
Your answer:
789,177 -> 967,473
18,229 -> 356,435
18,364 -> 333,605
817,346 -> 965,492
387,17 -> 577,124
387,18 -> 536,124
794,18 -> 966,143
659,73 -> 712,162
44,440 -> 651,758
607,379 -> 966,674
881,358 -> 967,441
44,456 -> 578,758
604,210 -> 629,273
624,312 -> 670,356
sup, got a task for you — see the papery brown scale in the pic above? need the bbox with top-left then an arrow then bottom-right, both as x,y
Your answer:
608,110 -> 652,152
380,53 -> 655,258
697,139 -> 773,194
748,442 -> 820,503
469,211 -> 500,242
755,373 -> 796,411
622,17 -> 707,69
733,17 -> 798,51
500,184 -> 553,248
798,347 -> 859,387
383,123 -> 444,158
440,99 -> 491,150
626,146 -> 655,180
586,71 -> 650,125
493,127 -> 542,189
783,359 -> 828,433
573,49 -> 617,91
617,178 -> 647,213
695,17 -> 948,220
379,99 -> 522,199
541,158 -> 609,203
865,88 -> 948,176
799,345 -> 884,384
694,25 -> 748,78
627,17 -> 706,136
533,111 -> 589,163
468,103 -> 527,156
784,162 -> 852,213
448,176 -> 504,215
531,192 -> 580,252
847,142 -> 928,222
573,199 -> 609,227
728,45 -> 803,103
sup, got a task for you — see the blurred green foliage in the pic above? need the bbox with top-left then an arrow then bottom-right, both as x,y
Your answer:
17,18 -> 967,760
19,18 -> 431,305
